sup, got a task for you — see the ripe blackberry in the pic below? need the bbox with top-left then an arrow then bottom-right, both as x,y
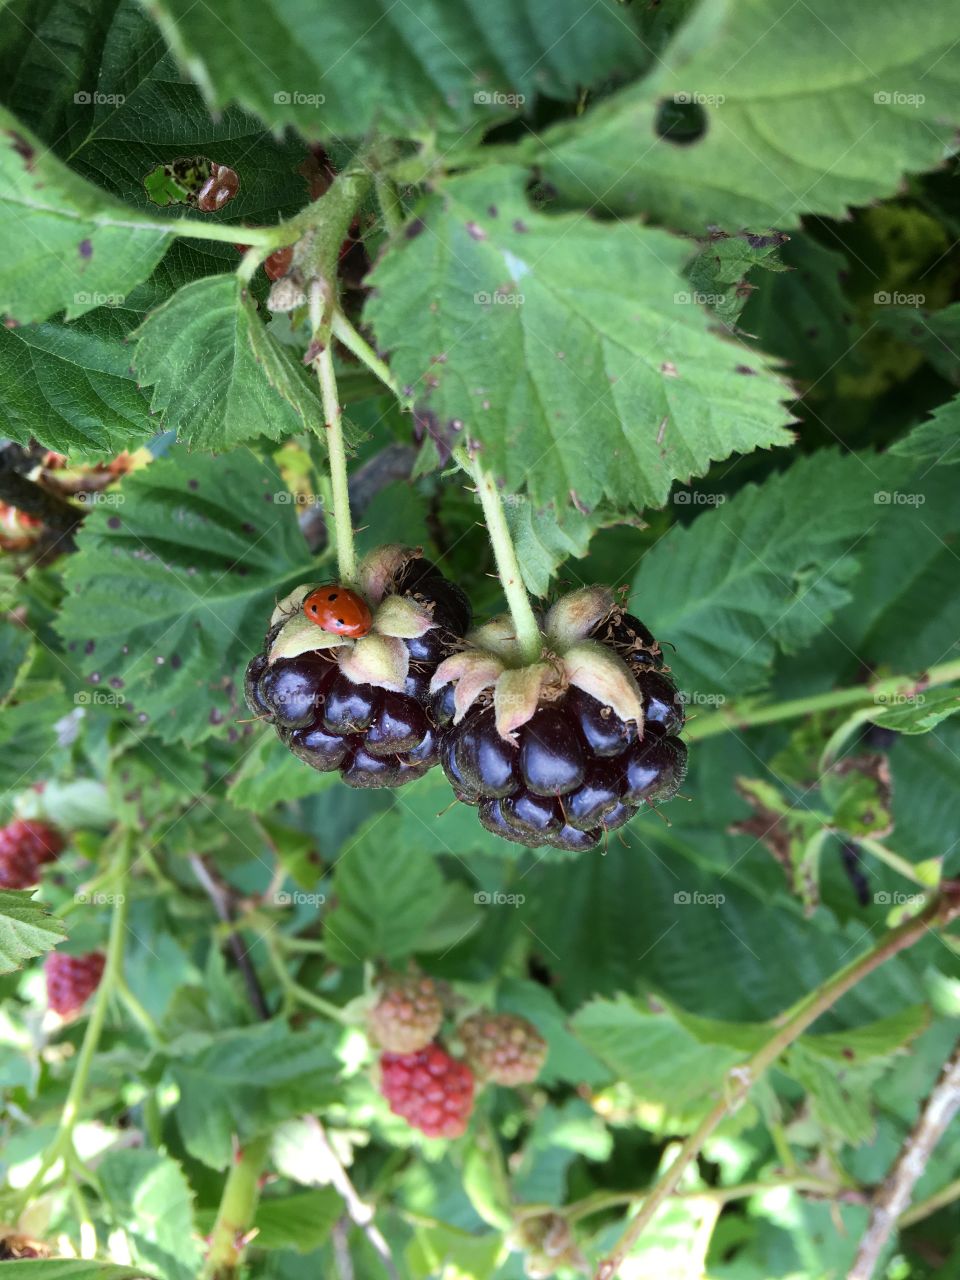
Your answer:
368,973 -> 444,1053
459,1012 -> 547,1085
432,588 -> 687,851
379,1043 -> 475,1138
45,950 -> 105,1017
245,547 -> 470,788
0,819 -> 64,889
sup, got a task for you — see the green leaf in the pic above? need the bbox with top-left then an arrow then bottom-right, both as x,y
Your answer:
56,449 -> 315,744
169,1022 -> 341,1168
133,277 -> 321,449
731,778 -> 827,913
139,0 -> 648,141
0,106 -> 173,322
634,451 -> 881,698
0,674 -> 70,801
367,166 -> 792,511
252,1189 -> 344,1253
504,495 -> 618,597
540,0 -> 960,231
571,994 -> 749,1127
0,889 -> 66,973
0,1266 -> 159,1279
228,733 -> 340,812
97,1148 -> 202,1280
801,1005 -> 930,1064
685,231 -> 791,328
892,395 -> 960,466
869,686 -> 960,734
0,312 -> 153,455
324,822 -> 478,964
876,302 -> 960,384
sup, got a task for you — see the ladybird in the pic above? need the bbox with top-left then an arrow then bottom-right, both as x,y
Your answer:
303,586 -> 372,638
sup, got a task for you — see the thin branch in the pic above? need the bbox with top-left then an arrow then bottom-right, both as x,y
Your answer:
304,1116 -> 399,1280
190,855 -> 270,1020
596,885 -> 960,1279
849,1034 -> 960,1280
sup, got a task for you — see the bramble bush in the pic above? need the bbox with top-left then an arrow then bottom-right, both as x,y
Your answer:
1,1 -> 960,1278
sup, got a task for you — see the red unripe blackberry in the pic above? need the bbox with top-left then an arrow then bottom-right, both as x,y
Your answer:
246,548 -> 470,788
432,590 -> 687,851
459,1012 -> 547,1085
0,819 -> 64,888
379,1043 -> 475,1138
368,973 -> 444,1053
44,950 -> 105,1016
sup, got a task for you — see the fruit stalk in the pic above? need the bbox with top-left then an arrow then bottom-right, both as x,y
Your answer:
202,1133 -> 271,1280
596,886 -> 960,1279
314,336 -> 357,584
685,656 -> 960,742
17,830 -> 131,1209
457,450 -> 542,663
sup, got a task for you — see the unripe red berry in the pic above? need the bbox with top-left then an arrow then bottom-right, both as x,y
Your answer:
459,1012 -> 547,1085
379,1043 -> 474,1138
45,951 -> 105,1016
368,973 -> 443,1053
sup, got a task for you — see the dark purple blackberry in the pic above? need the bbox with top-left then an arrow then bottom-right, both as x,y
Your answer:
245,548 -> 470,789
435,597 -> 685,850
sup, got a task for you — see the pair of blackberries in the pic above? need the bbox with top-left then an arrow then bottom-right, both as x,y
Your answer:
245,551 -> 686,850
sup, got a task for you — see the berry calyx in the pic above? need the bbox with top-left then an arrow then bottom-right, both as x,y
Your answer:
459,1012 -> 547,1085
45,950 -> 105,1017
0,819 -> 64,889
379,1043 -> 475,1138
431,587 -> 686,850
303,585 -> 373,637
368,972 -> 444,1053
246,547 -> 471,788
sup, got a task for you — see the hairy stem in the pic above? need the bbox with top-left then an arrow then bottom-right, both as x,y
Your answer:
315,341 -> 356,584
18,832 -> 131,1209
457,451 -> 542,662
202,1134 -> 271,1280
331,310 -> 401,398
374,172 -> 405,237
686,657 -> 960,743
596,888 -> 960,1279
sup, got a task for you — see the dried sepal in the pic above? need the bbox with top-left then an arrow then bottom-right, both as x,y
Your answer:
268,615 -> 350,663
338,633 -> 409,691
494,664 -> 553,742
271,583 -> 316,628
562,641 -> 645,731
373,593 -> 436,639
545,587 -> 615,647
431,651 -> 505,723
267,274 -> 307,313
467,614 -> 529,662
358,544 -> 419,607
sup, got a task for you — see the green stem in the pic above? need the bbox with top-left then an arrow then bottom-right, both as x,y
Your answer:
115,973 -> 162,1042
855,834 -> 936,889
315,341 -> 356,584
596,888 -> 960,1279
331,310 -> 402,398
457,451 -> 542,663
202,1134 -> 271,1280
374,172 -> 405,237
263,933 -> 348,1023
685,658 -> 960,743
899,1174 -> 960,1228
18,833 -> 131,1210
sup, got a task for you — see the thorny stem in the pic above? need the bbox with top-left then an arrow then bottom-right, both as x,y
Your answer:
17,831 -> 132,1211
456,450 -> 542,663
202,1133 -> 271,1280
685,657 -> 960,743
315,340 -> 356,584
596,887 -> 960,1279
